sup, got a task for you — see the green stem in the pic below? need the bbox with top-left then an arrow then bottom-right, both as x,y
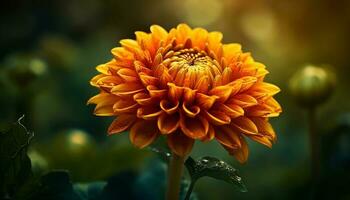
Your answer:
184,180 -> 195,200
166,153 -> 185,200
307,107 -> 320,191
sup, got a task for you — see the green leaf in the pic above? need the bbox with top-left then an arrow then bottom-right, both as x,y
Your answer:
0,115 -> 34,199
185,156 -> 247,192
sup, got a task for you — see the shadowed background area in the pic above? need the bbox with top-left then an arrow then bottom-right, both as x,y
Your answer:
1,0 -> 350,199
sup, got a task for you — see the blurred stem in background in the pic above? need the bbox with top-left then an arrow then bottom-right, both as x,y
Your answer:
166,153 -> 185,200
307,107 -> 320,196
289,65 -> 336,198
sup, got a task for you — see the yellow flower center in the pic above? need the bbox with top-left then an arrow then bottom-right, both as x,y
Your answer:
166,48 -> 221,89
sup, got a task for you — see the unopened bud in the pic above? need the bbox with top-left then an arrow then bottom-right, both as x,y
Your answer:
289,65 -> 336,107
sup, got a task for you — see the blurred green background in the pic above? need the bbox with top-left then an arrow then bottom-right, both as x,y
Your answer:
1,0 -> 350,199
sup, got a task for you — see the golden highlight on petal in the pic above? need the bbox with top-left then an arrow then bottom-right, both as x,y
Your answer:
88,24 -> 282,163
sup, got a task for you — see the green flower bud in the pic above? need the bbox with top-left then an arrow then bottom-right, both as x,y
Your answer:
289,65 -> 336,107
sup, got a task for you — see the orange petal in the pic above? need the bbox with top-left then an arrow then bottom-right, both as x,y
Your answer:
176,24 -> 192,45
158,112 -> 180,134
231,117 -> 258,135
153,52 -> 163,67
209,85 -> 233,103
195,93 -> 219,110
135,31 -> 155,57
246,97 -> 282,117
201,125 -> 215,142
183,68 -> 197,88
213,75 -> 222,88
120,40 -> 147,62
96,64 -> 111,75
239,76 -> 257,92
91,94 -> 119,116
137,106 -> 163,120
87,93 -> 115,105
134,60 -> 152,75
234,137 -> 249,163
223,43 -> 242,62
239,62 -> 268,78
160,99 -> 179,114
90,74 -> 106,87
191,28 -> 208,49
113,100 -> 138,114
94,103 -> 115,116
194,76 -> 210,93
111,47 -> 134,63
173,67 -> 187,86
209,78 -> 243,103
182,103 -> 200,118
250,117 -> 276,141
208,31 -> 223,57
223,136 -> 249,163
108,115 -> 136,135
139,74 -> 159,86
150,25 -> 168,43
180,114 -> 208,139
168,83 -> 183,102
217,103 -> 244,119
221,67 -> 233,85
228,94 -> 258,108
117,68 -> 138,82
183,87 -> 197,103
203,110 -> 231,125
133,93 -> 155,105
159,68 -> 173,88
146,85 -> 167,98
246,106 -> 279,118
248,82 -> 281,99
130,120 -> 159,148
248,135 -> 272,148
111,83 -> 144,98
135,31 -> 149,47
227,79 -> 243,95
120,39 -> 141,54
95,76 -> 124,90
216,125 -> 242,149
167,130 -> 194,156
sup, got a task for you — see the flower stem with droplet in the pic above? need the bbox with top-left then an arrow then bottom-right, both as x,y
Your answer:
166,153 -> 185,200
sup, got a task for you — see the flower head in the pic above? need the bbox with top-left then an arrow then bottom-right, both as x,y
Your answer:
88,24 -> 281,163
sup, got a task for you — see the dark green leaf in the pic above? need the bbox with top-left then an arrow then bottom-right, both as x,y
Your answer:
30,170 -> 81,200
185,156 -> 247,192
0,115 -> 34,199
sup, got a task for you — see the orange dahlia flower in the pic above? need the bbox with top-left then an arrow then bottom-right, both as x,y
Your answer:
88,24 -> 281,163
